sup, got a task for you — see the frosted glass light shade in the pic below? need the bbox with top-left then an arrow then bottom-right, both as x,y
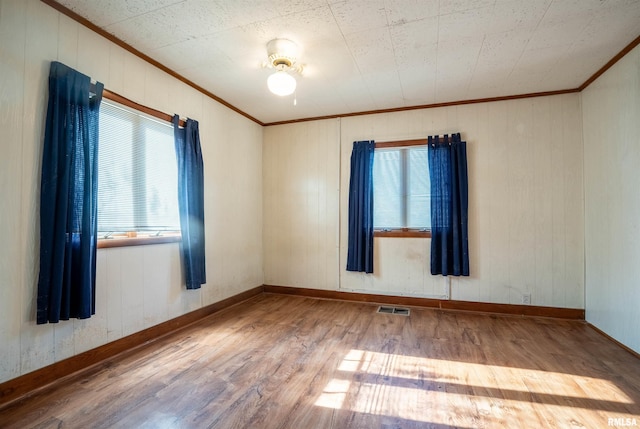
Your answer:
267,71 -> 296,96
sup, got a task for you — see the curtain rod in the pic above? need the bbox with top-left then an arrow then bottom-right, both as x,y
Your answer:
375,135 -> 458,148
89,84 -> 186,128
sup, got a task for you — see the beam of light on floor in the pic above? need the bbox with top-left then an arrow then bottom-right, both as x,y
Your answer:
314,348 -> 637,425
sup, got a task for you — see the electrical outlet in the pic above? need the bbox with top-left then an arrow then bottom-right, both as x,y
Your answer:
522,293 -> 531,305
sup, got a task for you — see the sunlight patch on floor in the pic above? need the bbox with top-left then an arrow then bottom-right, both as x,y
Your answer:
332,349 -> 633,403
314,379 -> 351,409
314,348 -> 635,424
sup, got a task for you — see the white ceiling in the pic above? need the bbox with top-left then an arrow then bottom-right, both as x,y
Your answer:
55,0 -> 640,124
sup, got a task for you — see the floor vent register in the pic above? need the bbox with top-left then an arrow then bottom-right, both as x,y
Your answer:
376,306 -> 410,316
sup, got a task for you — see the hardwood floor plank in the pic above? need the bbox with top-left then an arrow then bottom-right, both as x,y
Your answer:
1,294 -> 639,428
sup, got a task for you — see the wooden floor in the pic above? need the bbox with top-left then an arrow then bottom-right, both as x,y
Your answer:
1,294 -> 640,429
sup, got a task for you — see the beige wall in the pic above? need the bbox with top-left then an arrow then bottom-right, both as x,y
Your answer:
583,44 -> 640,353
0,0 -> 263,384
263,119 -> 341,290
264,95 -> 585,308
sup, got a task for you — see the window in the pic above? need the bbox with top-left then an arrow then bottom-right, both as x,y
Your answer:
373,142 -> 430,236
97,99 -> 180,238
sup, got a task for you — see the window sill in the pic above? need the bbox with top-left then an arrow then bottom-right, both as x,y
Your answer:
97,233 -> 182,249
374,229 -> 431,238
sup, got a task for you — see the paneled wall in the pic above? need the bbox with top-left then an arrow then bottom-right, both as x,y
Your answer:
264,94 -> 584,308
263,120 -> 341,290
0,0 -> 263,384
583,44 -> 640,353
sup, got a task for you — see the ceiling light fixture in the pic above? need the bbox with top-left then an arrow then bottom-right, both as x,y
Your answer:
265,38 -> 303,97
267,70 -> 296,96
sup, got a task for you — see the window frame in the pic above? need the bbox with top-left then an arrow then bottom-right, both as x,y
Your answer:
96,89 -> 184,249
97,232 -> 181,249
373,139 -> 431,239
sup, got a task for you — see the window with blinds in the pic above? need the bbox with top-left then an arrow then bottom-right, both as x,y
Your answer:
373,145 -> 430,230
97,99 -> 180,233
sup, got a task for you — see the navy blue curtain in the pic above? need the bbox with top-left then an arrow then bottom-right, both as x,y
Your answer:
428,133 -> 469,276
37,62 -> 103,324
173,115 -> 206,289
346,140 -> 375,273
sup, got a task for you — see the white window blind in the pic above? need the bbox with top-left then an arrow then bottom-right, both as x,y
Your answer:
373,150 -> 402,228
97,100 -> 180,233
373,146 -> 430,229
406,147 -> 430,228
